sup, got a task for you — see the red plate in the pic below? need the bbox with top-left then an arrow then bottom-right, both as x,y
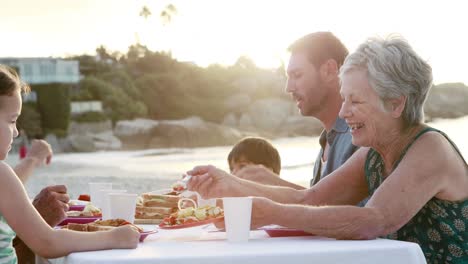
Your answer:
58,216 -> 101,226
69,205 -> 86,211
139,229 -> 158,242
258,226 -> 314,237
159,216 -> 224,229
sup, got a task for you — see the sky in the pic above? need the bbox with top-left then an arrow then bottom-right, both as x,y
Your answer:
1,0 -> 467,85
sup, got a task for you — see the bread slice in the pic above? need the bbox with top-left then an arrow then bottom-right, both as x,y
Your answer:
142,193 -> 180,207
66,223 -> 90,232
134,218 -> 163,225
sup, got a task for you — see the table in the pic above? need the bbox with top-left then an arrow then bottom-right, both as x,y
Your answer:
43,225 -> 426,264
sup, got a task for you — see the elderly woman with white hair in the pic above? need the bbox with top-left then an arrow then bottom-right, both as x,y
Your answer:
187,36 -> 467,263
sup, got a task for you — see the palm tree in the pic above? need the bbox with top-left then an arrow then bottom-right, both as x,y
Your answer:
160,4 -> 177,26
139,5 -> 152,20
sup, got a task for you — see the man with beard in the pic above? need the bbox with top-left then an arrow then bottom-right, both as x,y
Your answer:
236,32 -> 359,190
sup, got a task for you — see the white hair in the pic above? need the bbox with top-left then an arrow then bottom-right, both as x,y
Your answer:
339,35 -> 433,127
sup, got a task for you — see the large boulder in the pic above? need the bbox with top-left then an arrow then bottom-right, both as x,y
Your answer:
147,117 -> 245,148
279,116 -> 323,137
68,120 -> 112,134
247,98 -> 294,133
224,94 -> 252,113
222,113 -> 238,127
114,119 -> 159,149
425,83 -> 468,120
68,134 -> 96,152
92,131 -> 122,150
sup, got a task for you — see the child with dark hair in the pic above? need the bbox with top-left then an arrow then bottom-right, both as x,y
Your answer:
228,137 -> 281,175
0,65 -> 139,263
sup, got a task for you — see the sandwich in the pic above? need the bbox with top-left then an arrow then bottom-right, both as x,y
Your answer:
141,193 -> 181,208
134,192 -> 182,224
64,219 -> 143,232
134,206 -> 176,224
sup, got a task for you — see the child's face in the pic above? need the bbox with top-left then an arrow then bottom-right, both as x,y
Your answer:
0,91 -> 21,159
229,157 -> 254,175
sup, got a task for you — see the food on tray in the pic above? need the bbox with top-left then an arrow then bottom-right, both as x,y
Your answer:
171,182 -> 186,192
134,192 -> 182,224
64,218 -> 143,232
66,204 -> 102,217
134,206 -> 177,224
141,193 -> 180,208
161,198 -> 223,227
77,194 -> 91,201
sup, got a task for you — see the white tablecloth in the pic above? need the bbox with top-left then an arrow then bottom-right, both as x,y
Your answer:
44,225 -> 426,264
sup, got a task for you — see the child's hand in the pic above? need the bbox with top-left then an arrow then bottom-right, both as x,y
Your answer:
111,225 -> 140,249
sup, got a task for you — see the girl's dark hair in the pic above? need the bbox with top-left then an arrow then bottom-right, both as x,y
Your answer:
228,137 -> 281,174
0,64 -> 30,96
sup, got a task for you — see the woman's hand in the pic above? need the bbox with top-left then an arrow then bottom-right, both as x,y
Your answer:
250,197 -> 278,229
110,226 -> 140,249
186,165 -> 243,199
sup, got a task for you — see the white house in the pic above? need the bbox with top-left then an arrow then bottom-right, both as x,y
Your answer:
0,58 -> 80,84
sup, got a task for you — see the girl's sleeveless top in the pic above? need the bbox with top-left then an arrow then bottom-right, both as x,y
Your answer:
365,127 -> 467,263
0,214 -> 17,264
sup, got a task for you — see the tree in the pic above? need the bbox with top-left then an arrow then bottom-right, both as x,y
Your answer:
160,4 -> 177,26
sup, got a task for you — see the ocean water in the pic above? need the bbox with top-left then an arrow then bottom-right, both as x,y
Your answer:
14,116 -> 468,198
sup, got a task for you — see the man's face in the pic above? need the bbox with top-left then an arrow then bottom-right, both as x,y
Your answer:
286,51 -> 328,117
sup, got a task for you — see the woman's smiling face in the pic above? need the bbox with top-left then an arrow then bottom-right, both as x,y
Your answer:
339,70 -> 394,148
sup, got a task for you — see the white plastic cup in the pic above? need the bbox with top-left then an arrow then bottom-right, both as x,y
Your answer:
101,189 -> 127,220
89,182 -> 112,209
108,193 -> 138,223
222,197 -> 252,243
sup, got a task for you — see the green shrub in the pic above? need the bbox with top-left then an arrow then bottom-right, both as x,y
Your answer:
34,84 -> 71,134
72,111 -> 109,123
17,103 -> 42,138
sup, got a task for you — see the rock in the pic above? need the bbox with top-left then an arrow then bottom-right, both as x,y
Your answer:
114,119 -> 160,149
247,99 -> 293,132
147,117 -> 245,148
238,113 -> 254,130
92,131 -> 122,150
114,118 -> 159,137
224,94 -> 252,113
68,120 -> 112,134
68,134 -> 96,152
222,113 -> 238,127
425,83 -> 468,120
279,116 -> 323,137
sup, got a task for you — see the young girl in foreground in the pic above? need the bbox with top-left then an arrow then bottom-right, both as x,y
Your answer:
0,65 -> 140,263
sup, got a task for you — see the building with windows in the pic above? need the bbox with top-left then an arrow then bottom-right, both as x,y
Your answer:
0,58 -> 80,84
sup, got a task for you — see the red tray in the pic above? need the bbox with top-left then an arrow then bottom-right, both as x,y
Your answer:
259,226 -> 314,237
58,216 -> 101,226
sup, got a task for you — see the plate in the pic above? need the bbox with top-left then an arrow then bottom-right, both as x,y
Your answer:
58,216 -> 101,226
69,205 -> 86,211
139,229 -> 158,242
258,226 -> 314,237
55,225 -> 157,242
158,216 -> 224,229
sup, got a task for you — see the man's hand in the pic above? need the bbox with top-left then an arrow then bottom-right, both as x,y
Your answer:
32,185 -> 70,227
27,139 -> 53,166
